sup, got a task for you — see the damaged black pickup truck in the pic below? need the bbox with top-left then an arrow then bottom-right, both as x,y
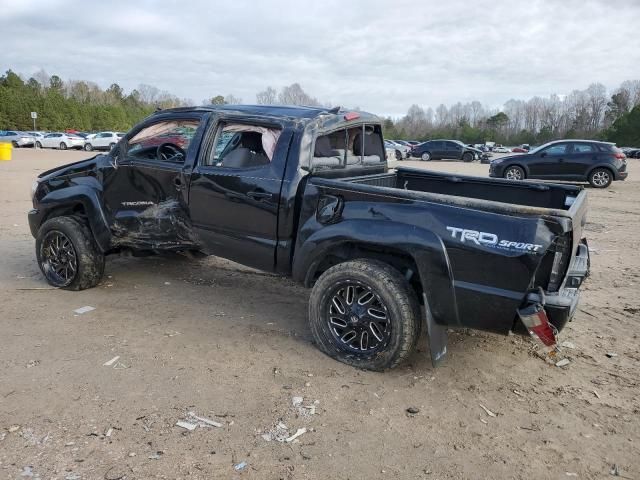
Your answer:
29,105 -> 590,370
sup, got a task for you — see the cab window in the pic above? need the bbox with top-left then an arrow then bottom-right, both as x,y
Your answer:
204,123 -> 281,168
126,120 -> 200,163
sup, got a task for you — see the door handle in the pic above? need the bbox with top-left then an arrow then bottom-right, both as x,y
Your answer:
173,177 -> 183,190
247,190 -> 272,200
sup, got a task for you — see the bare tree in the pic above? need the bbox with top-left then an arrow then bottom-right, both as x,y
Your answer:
278,83 -> 320,106
256,86 -> 277,105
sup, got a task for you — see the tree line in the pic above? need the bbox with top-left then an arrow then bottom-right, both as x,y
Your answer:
383,80 -> 640,146
0,69 -> 189,132
2,69 -> 639,145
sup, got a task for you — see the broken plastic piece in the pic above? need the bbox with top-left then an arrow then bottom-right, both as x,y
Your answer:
176,420 -> 197,431
555,358 -> 570,367
479,404 -> 496,417
285,427 -> 307,442
103,356 -> 120,366
234,461 -> 247,471
187,412 -> 223,428
74,306 -> 95,315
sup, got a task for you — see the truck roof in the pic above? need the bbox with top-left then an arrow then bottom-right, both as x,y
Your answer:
153,104 -> 380,124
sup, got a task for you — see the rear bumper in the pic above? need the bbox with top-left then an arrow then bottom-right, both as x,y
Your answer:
616,170 -> 628,181
517,240 -> 589,345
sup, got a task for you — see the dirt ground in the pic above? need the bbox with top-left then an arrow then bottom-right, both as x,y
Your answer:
1,148 -> 638,480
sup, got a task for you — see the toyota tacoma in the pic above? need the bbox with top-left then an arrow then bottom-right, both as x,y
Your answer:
29,105 -> 590,370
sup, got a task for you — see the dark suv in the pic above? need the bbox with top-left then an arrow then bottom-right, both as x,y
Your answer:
411,139 -> 482,162
489,140 -> 628,188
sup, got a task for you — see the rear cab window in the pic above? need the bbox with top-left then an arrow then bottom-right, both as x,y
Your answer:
312,123 -> 385,171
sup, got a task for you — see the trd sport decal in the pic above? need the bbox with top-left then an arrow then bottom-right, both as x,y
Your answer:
446,226 -> 543,252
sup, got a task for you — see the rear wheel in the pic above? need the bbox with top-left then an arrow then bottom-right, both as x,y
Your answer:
421,152 -> 431,161
462,152 -> 474,162
35,141 -> 42,149
588,168 -> 612,188
36,216 -> 105,290
504,165 -> 525,181
12,141 -> 18,148
59,142 -> 67,150
309,259 -> 421,371
84,143 -> 93,151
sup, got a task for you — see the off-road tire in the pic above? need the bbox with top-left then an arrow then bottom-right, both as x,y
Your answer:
588,167 -> 613,188
309,259 -> 421,371
36,216 -> 105,290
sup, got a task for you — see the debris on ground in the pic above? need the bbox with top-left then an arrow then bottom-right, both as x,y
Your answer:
187,411 -> 223,428
260,422 -> 289,442
560,341 -> 576,349
610,464 -> 620,476
555,358 -> 571,367
605,352 -> 618,358
593,390 -> 601,399
176,420 -> 197,431
234,461 -> 248,471
176,411 -> 224,431
20,466 -> 35,478
8,425 -> 21,432
406,407 -> 420,415
479,404 -> 497,417
148,451 -> 163,460
286,427 -> 307,442
103,356 -> 120,367
73,306 -> 95,315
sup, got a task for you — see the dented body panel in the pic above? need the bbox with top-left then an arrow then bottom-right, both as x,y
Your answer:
29,105 -> 589,348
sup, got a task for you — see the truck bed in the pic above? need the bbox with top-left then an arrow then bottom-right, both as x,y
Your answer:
345,167 -> 583,215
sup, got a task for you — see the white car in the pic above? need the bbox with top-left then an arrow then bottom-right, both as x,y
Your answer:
83,131 -> 122,151
493,146 -> 511,153
0,131 -> 36,147
37,133 -> 86,150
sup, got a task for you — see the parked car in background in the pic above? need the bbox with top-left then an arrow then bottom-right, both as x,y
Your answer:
83,131 -> 122,151
0,131 -> 36,147
384,140 -> 403,161
622,147 -> 640,158
26,132 -> 45,144
37,133 -> 86,150
489,139 -> 628,188
411,139 -> 483,162
385,140 -> 410,159
493,146 -> 511,153
511,146 -> 527,153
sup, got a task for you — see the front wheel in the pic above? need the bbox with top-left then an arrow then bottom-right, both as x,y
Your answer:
462,152 -> 474,162
421,152 -> 431,161
36,216 -> 105,290
84,143 -> 93,151
309,259 -> 421,371
504,165 -> 525,181
12,141 -> 19,148
59,142 -> 67,150
588,168 -> 612,188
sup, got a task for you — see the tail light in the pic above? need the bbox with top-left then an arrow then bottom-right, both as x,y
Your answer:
614,153 -> 626,160
518,302 -> 557,347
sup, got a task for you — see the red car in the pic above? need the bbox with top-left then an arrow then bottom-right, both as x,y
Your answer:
511,147 -> 527,153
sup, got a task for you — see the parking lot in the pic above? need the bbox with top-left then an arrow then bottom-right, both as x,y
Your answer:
1,148 -> 639,479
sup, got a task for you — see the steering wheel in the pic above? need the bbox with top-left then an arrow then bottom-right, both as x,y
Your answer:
156,143 -> 185,162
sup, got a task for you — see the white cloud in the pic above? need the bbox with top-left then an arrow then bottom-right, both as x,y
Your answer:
2,0 -> 639,116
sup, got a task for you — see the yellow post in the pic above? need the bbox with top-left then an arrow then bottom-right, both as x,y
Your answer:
0,142 -> 12,161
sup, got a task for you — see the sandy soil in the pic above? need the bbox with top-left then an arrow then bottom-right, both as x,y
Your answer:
1,148 -> 638,480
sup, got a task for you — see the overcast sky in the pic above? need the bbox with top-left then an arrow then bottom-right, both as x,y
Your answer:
2,0 -> 639,116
